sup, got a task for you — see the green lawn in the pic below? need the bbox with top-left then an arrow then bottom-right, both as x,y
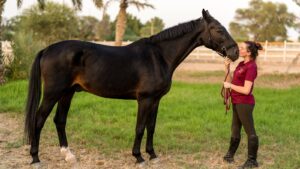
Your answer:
0,80 -> 300,168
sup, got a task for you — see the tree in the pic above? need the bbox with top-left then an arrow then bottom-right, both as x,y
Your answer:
98,14 -> 112,40
92,0 -> 115,41
92,0 -> 104,19
6,2 -> 80,79
18,2 -> 79,44
229,0 -> 297,41
122,14 -> 143,40
78,16 -> 101,40
114,0 -> 154,46
293,0 -> 300,41
0,0 -> 83,82
90,0 -> 154,45
0,0 -> 46,83
229,22 -> 249,42
109,13 -> 143,41
140,17 -> 164,37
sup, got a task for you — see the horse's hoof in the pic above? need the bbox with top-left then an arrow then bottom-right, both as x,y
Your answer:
65,153 -> 77,163
61,147 -> 77,163
60,147 -> 69,156
31,162 -> 42,169
136,161 -> 147,168
150,157 -> 160,164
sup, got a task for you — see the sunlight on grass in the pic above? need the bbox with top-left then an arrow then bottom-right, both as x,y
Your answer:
0,78 -> 300,168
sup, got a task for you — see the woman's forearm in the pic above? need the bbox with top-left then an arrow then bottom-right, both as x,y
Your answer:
225,73 -> 232,82
231,83 -> 251,95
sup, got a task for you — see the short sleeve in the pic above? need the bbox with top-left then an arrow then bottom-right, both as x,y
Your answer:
245,64 -> 257,82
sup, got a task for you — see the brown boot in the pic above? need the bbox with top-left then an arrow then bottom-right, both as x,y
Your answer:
239,136 -> 259,168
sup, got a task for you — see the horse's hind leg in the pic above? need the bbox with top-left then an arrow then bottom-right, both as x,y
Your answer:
53,89 -> 76,162
30,91 -> 63,164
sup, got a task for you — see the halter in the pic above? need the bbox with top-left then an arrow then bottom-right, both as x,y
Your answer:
204,21 -> 237,57
208,36 -> 237,57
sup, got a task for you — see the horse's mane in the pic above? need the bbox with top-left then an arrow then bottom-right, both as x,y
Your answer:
147,18 -> 202,43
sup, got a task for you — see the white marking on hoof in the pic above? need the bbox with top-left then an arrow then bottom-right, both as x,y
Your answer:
31,162 -> 41,169
60,147 -> 77,163
150,157 -> 160,164
136,161 -> 147,168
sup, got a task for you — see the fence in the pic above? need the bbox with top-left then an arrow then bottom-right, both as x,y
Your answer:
94,41 -> 300,63
2,41 -> 300,64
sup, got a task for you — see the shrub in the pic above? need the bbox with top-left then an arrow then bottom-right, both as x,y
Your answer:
7,31 -> 45,79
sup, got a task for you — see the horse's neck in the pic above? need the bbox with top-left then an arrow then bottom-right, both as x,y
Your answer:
158,30 -> 202,72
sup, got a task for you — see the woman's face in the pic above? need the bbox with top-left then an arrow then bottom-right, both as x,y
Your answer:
239,43 -> 250,58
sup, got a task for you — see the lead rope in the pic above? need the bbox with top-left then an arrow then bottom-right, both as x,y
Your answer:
221,64 -> 231,114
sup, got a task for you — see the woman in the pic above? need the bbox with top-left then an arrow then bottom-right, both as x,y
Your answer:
223,41 -> 263,168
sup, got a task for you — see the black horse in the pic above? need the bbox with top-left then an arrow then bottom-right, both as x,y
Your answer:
25,9 -> 239,165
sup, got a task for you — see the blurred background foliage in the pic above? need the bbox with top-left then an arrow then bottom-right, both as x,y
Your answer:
0,0 -> 299,80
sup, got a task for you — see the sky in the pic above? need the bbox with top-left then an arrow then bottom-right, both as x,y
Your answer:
3,0 -> 300,40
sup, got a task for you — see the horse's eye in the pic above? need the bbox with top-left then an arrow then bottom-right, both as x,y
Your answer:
216,29 -> 224,34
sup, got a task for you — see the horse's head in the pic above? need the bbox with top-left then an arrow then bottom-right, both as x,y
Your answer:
200,9 -> 239,61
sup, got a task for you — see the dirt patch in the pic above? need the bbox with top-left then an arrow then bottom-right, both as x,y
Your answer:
0,113 -> 274,169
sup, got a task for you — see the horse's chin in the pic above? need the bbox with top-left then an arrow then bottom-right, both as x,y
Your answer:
226,55 -> 239,62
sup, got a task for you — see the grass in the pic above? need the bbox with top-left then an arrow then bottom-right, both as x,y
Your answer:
1,77 -> 300,168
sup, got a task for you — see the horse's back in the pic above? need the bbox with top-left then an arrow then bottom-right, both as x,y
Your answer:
39,40 -> 149,99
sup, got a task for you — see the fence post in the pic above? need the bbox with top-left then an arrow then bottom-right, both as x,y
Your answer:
196,48 -> 200,60
283,40 -> 287,62
264,40 -> 268,61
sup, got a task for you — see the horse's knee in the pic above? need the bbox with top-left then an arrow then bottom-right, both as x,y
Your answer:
136,128 -> 145,139
147,127 -> 155,135
36,117 -> 46,130
53,118 -> 66,127
53,112 -> 66,127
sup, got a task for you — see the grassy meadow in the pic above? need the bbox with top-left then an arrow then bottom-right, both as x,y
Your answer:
0,74 -> 300,168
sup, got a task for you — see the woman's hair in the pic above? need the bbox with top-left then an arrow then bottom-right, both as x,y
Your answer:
244,41 -> 263,60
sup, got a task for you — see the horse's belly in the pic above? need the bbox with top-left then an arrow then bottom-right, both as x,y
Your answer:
75,79 -> 137,99
92,86 -> 137,99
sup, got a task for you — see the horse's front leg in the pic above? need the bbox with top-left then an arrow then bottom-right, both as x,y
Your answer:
132,97 -> 154,164
146,99 -> 160,161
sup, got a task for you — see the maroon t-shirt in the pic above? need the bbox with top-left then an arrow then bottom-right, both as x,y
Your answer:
231,60 -> 257,105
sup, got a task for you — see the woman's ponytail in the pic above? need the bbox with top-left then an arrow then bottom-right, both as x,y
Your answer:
245,41 -> 263,60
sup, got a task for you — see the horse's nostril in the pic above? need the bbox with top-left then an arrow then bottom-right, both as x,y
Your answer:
235,49 -> 239,56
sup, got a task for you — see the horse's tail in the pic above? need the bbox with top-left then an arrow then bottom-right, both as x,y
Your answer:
25,50 -> 44,144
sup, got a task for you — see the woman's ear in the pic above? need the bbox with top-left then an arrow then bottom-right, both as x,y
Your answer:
246,50 -> 251,57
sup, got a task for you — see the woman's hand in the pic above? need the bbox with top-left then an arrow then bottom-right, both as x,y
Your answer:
223,82 -> 231,89
224,58 -> 231,72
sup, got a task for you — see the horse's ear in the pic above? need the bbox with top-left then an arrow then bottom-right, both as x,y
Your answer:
202,9 -> 212,23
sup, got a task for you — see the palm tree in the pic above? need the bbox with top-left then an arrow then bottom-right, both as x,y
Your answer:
114,0 -> 154,46
92,0 -> 105,19
92,0 -> 154,46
